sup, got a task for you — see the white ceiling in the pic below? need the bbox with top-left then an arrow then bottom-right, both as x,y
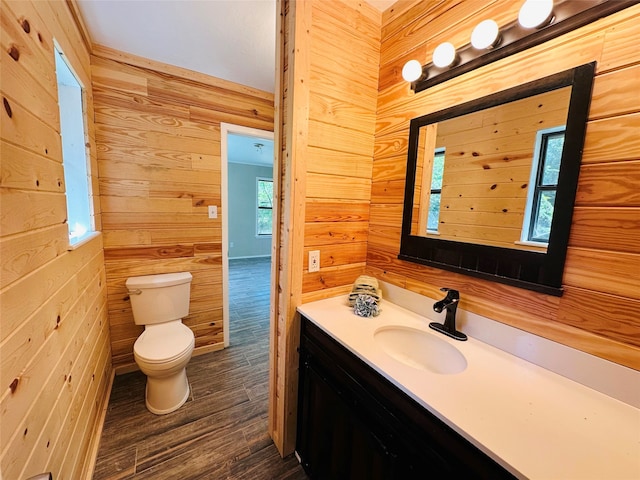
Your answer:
228,133 -> 274,167
76,0 -> 396,166
76,0 -> 396,95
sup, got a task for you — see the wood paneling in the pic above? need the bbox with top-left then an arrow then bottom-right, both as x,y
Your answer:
301,0 -> 379,298
270,0 -> 381,457
91,46 -> 274,371
370,1 -> 640,370
0,0 -> 110,478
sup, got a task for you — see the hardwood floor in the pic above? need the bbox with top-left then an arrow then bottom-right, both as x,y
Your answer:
93,257 -> 307,479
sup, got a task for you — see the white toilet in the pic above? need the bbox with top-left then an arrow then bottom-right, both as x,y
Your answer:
126,271 -> 195,415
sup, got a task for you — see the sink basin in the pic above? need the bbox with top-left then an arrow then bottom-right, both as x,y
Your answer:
373,326 -> 467,375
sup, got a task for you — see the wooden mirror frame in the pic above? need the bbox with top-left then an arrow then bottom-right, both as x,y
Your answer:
399,62 -> 596,296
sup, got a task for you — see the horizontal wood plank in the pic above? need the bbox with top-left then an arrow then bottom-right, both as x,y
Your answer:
306,172 -> 371,201
575,160 -> 640,207
304,221 -> 370,246
569,207 -> 640,254
564,247 -> 640,299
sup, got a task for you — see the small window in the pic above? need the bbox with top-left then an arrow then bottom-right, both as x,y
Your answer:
55,47 -> 94,245
257,178 -> 273,236
427,148 -> 446,232
522,126 -> 565,244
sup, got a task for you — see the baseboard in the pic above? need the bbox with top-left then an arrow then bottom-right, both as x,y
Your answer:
192,342 -> 225,357
114,362 -> 139,375
83,368 -> 115,479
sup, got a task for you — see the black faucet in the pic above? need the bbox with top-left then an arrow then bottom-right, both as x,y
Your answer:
429,288 -> 467,341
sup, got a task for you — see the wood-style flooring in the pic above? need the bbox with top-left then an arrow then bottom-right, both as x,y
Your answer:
93,257 -> 308,479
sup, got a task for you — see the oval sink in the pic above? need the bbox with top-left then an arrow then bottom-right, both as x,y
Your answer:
374,325 -> 467,375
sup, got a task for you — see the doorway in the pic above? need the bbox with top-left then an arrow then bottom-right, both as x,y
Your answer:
220,123 -> 275,347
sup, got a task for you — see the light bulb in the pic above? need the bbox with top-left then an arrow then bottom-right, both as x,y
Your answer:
432,42 -> 456,68
518,0 -> 554,29
471,19 -> 500,49
402,59 -> 423,82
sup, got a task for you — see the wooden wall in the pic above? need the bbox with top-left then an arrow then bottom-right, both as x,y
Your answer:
369,1 -> 640,370
270,0 -> 381,456
0,1 -> 111,478
91,46 -> 274,370
300,0 -> 381,302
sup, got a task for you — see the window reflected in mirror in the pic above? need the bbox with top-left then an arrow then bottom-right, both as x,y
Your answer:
522,126 -> 565,245
410,86 -> 571,254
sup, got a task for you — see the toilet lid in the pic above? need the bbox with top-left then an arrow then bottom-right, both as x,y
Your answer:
134,322 -> 194,363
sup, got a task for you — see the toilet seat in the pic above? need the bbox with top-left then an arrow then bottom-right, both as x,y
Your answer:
134,322 -> 194,364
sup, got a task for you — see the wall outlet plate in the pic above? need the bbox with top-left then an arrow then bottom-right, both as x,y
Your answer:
309,250 -> 320,272
208,205 -> 218,219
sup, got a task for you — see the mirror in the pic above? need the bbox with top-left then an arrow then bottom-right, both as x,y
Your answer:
400,63 -> 596,296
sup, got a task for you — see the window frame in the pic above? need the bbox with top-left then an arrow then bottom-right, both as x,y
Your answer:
55,44 -> 96,248
521,125 -> 566,245
426,147 -> 446,233
256,177 -> 273,237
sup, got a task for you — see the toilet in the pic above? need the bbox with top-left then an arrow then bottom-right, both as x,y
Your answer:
126,272 -> 195,415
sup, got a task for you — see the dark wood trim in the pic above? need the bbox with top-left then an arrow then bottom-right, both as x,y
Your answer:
400,62 -> 596,296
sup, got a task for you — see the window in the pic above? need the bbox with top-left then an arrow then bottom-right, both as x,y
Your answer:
427,148 -> 446,232
55,47 -> 94,245
522,126 -> 565,244
257,178 -> 273,236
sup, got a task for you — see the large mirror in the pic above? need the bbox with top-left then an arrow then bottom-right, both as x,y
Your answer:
399,62 -> 595,296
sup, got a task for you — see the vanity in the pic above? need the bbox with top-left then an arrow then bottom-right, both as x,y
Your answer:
295,290 -> 640,479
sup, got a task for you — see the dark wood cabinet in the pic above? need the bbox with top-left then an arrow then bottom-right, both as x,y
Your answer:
296,315 -> 517,480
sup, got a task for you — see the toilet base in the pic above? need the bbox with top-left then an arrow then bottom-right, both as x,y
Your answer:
144,367 -> 190,415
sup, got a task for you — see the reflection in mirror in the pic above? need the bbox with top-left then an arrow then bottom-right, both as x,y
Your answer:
400,63 -> 596,296
410,86 -> 572,254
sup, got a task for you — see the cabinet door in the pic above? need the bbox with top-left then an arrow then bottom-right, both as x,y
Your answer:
297,355 -> 398,480
297,317 -> 515,480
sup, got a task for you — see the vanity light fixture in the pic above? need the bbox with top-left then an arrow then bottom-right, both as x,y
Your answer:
402,59 -> 423,82
402,0 -> 635,93
470,19 -> 500,50
432,42 -> 457,68
518,0 -> 555,28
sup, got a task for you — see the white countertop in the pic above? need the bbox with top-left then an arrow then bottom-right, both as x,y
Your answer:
298,295 -> 640,480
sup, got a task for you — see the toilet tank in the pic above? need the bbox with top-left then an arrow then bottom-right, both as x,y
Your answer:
126,272 -> 192,325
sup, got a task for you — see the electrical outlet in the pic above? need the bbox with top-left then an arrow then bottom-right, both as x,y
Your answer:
309,250 -> 320,272
208,205 -> 218,219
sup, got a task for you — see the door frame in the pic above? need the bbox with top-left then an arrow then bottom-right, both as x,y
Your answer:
220,122 -> 275,347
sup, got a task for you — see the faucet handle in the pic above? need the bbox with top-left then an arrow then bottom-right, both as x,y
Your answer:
439,287 -> 459,299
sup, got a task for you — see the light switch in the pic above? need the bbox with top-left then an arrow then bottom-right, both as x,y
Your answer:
208,205 -> 218,219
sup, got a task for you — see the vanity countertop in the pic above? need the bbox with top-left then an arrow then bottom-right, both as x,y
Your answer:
298,296 -> 640,480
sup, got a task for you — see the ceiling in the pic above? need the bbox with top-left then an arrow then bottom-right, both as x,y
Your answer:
227,133 -> 274,167
75,0 -> 395,166
76,0 -> 396,95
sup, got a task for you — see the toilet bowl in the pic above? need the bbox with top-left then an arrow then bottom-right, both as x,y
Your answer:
126,272 -> 195,415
